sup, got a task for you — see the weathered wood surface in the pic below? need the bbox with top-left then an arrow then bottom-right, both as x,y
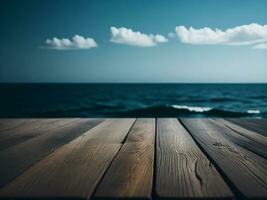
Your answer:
94,118 -> 155,199
215,119 -> 267,159
0,118 -> 103,187
0,119 -> 40,150
181,118 -> 267,199
0,118 -> 267,200
156,118 -> 233,199
0,119 -> 36,132
227,118 -> 267,137
0,118 -> 78,151
0,119 -> 135,199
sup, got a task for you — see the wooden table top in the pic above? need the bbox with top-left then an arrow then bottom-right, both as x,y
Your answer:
0,118 -> 266,199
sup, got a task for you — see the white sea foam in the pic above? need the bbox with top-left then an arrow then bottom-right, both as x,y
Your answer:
247,109 -> 260,114
171,105 -> 212,112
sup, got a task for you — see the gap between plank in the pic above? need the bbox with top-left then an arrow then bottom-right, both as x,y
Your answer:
212,119 -> 267,160
90,118 -> 137,200
151,118 -> 158,200
178,118 -> 243,200
0,119 -> 105,189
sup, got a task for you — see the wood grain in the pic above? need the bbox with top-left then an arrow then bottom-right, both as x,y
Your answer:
227,119 -> 267,137
94,118 -> 155,199
181,118 -> 267,199
156,118 -> 233,199
0,118 -> 78,151
0,119 -> 135,199
215,119 -> 267,159
0,119 -> 37,132
0,118 -> 103,187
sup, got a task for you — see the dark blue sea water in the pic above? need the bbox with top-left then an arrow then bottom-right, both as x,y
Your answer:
0,84 -> 267,118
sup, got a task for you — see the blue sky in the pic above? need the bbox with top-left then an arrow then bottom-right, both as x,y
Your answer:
0,0 -> 267,83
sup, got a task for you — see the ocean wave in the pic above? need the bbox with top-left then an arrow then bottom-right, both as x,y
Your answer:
171,105 -> 212,112
119,104 -> 261,117
247,109 -> 260,114
24,104 -> 263,118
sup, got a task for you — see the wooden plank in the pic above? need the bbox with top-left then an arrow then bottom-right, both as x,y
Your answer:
94,118 -> 155,200
227,119 -> 267,137
0,118 -> 135,199
0,118 -> 104,187
181,118 -> 267,199
0,118 -> 79,151
155,118 -> 232,199
0,119 -> 38,132
215,119 -> 267,159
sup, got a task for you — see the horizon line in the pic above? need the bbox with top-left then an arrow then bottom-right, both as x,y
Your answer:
1,82 -> 267,84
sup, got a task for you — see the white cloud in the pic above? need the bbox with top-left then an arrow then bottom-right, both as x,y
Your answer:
45,35 -> 98,50
253,43 -> 267,49
110,26 -> 168,47
174,23 -> 267,46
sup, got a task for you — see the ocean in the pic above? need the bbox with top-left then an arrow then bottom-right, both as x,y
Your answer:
0,83 -> 266,118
